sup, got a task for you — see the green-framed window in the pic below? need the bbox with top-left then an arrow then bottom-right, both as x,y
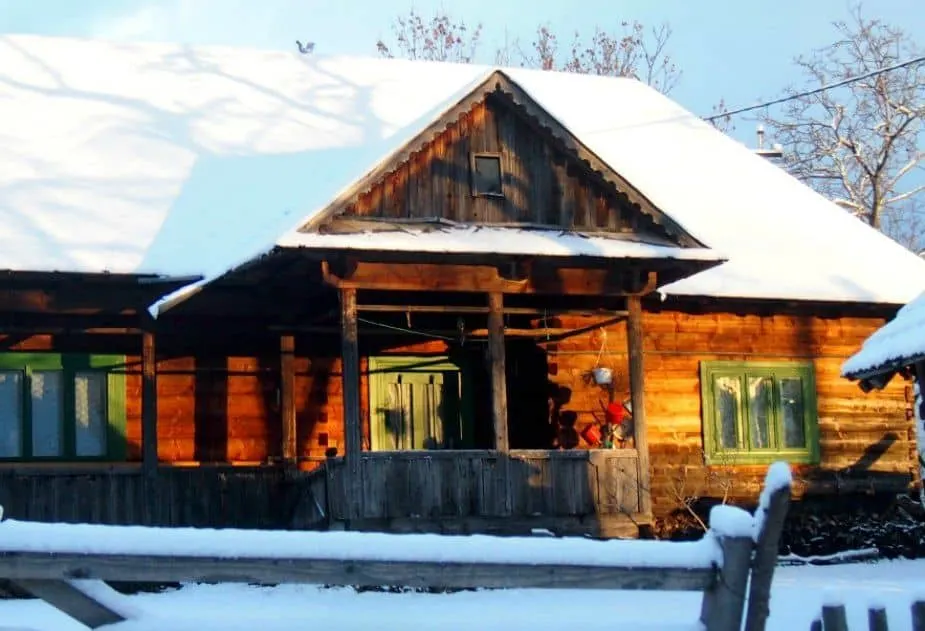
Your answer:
700,361 -> 819,465
0,353 -> 126,461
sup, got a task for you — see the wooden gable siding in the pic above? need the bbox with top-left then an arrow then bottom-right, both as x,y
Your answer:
541,310 -> 915,518
339,95 -> 658,237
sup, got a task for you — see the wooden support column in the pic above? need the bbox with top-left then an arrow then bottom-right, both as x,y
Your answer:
141,330 -> 158,478
626,295 -> 652,516
488,292 -> 509,453
280,335 -> 297,466
340,287 -> 363,520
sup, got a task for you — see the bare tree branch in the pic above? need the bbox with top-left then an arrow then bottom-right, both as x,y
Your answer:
376,8 -> 483,63
376,10 -> 682,95
761,2 -> 925,250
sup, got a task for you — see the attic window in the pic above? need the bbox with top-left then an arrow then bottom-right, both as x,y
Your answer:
470,153 -> 503,197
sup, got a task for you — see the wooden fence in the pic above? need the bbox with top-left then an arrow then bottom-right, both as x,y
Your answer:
0,464 -> 791,631
810,602 -> 925,630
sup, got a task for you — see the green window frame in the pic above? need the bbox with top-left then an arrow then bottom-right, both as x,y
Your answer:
0,353 -> 126,461
700,361 -> 819,465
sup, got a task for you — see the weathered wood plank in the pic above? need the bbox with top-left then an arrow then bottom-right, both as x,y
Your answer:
821,604 -> 848,631
867,607 -> 888,631
700,534 -> 753,631
745,483 -> 792,631
0,551 -> 714,591
141,331 -> 158,477
280,335 -> 297,463
340,288 -> 363,522
912,600 -> 925,631
14,579 -> 125,629
488,292 -> 509,453
627,295 -> 653,516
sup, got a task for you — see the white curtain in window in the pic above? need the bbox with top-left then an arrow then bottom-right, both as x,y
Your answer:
75,372 -> 107,457
31,371 -> 63,457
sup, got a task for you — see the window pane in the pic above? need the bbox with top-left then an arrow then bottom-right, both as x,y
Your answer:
748,376 -> 774,449
75,372 -> 107,457
31,371 -> 63,457
779,377 -> 806,448
713,376 -> 741,449
473,155 -> 502,195
0,371 -> 23,457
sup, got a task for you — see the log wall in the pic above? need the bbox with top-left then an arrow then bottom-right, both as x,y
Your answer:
542,307 -> 916,518
2,305 -> 913,524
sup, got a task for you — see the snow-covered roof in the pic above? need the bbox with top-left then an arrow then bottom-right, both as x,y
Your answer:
842,290 -> 925,381
276,226 -> 721,261
2,34 -> 925,306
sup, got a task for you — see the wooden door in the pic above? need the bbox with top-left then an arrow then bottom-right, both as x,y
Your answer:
369,357 -> 467,450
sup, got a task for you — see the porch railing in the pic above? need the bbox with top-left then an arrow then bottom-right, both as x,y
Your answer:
323,448 -> 644,535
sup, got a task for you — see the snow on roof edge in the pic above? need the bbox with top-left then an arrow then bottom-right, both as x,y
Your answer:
842,289 -> 925,380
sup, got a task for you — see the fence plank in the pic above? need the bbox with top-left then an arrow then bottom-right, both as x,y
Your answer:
912,600 -> 925,631
13,579 -> 125,629
700,534 -> 753,631
868,606 -> 889,631
745,483 -> 792,631
0,550 -> 714,592
810,619 -> 822,631
822,604 -> 848,631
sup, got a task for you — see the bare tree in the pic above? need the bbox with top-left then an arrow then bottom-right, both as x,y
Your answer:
376,8 -> 483,63
514,21 -> 681,93
761,4 -> 925,249
708,98 -> 736,135
376,9 -> 681,94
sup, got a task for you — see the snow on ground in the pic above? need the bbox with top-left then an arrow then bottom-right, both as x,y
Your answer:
2,559 -> 925,631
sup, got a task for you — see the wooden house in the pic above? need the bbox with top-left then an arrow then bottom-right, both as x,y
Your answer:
0,34 -> 923,537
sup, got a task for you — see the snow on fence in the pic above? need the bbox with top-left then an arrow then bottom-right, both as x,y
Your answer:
809,601 -> 925,630
0,463 -> 793,631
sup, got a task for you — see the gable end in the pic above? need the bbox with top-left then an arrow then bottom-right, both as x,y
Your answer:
300,71 -> 703,249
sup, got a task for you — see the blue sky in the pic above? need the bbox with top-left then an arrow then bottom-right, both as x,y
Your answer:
1,0 -> 923,143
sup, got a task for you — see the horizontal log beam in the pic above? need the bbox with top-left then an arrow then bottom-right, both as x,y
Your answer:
321,260 -> 656,296
358,304 -> 629,317
0,551 -> 715,591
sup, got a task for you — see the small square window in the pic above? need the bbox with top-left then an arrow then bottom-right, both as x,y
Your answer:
471,153 -> 503,197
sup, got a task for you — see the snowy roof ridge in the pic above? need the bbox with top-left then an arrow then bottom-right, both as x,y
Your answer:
842,289 -> 925,380
1,33 -> 924,309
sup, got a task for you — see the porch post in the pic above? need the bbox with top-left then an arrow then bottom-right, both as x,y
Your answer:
340,287 -> 363,519
141,330 -> 158,478
627,295 -> 652,516
488,291 -> 509,453
915,362 -> 925,481
280,334 -> 297,466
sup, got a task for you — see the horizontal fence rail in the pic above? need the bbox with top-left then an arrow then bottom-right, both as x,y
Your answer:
0,551 -> 716,591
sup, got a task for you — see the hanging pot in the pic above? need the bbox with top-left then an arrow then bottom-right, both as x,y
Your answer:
591,366 -> 613,385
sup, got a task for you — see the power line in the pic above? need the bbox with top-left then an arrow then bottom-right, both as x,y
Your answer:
703,54 -> 925,121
